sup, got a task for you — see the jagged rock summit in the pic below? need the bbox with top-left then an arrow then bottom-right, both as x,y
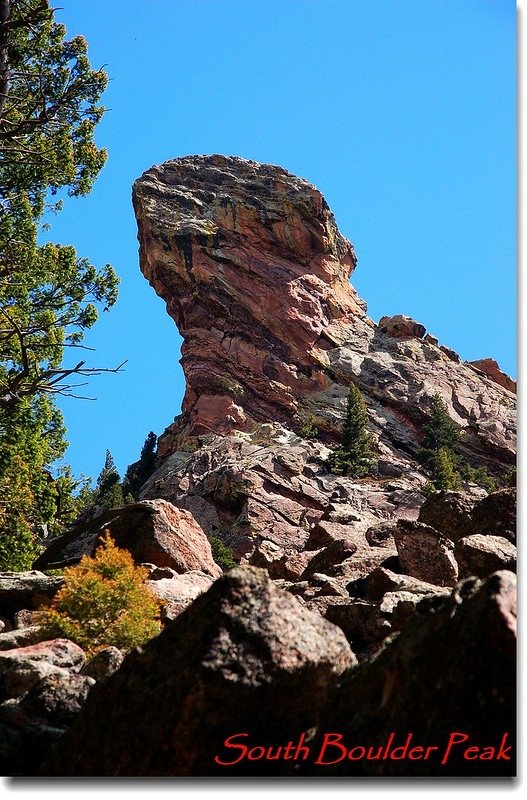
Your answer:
132,154 -> 515,467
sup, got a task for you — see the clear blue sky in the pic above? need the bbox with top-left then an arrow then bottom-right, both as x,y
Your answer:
48,0 -> 516,484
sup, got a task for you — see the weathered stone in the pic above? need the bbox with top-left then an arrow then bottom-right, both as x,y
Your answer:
280,551 -> 313,581
470,487 -> 516,544
364,521 -> 397,548
0,639 -> 85,672
302,539 -> 358,578
13,610 -> 35,630
439,344 -> 461,363
147,570 -> 214,621
0,673 -> 95,776
80,647 -> 124,683
314,571 -> 516,777
42,566 -> 355,776
418,490 -> 475,543
378,314 -> 426,339
248,539 -> 284,571
468,358 -> 516,394
393,520 -> 458,587
34,499 -> 221,578
0,572 -> 63,618
455,535 -> 516,579
1,660 -> 71,700
308,573 -> 348,598
325,601 -> 390,649
0,627 -> 44,652
364,567 -> 451,602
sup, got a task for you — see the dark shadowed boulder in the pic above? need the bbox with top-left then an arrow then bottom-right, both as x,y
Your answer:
470,488 -> 516,544
418,491 -> 475,543
33,499 -> 222,577
313,570 -> 516,777
301,539 -> 358,579
364,521 -> 397,548
0,673 -> 94,776
42,566 -> 356,776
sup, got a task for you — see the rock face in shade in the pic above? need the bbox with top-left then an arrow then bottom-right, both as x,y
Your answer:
393,520 -> 459,587
417,490 -> 475,543
41,567 -> 356,777
313,570 -> 517,777
470,487 -> 516,544
34,499 -> 221,578
132,155 -> 515,469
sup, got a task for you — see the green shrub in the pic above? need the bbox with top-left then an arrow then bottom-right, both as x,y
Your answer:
209,536 -> 237,572
300,415 -> 319,439
36,533 -> 161,655
459,463 -> 498,493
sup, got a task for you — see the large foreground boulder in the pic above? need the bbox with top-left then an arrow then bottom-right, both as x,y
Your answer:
33,499 -> 221,577
42,566 -> 355,776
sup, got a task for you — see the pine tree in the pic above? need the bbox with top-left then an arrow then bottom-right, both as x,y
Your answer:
0,2 -> 117,568
327,383 -> 375,477
428,447 -> 461,491
124,431 -> 157,498
419,393 -> 461,465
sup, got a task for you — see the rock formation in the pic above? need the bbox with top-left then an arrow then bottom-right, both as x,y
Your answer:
130,154 -> 515,567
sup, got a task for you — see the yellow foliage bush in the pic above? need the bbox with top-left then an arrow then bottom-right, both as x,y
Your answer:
36,532 -> 162,655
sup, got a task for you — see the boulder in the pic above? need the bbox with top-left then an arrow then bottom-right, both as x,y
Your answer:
42,566 -> 356,776
33,499 -> 222,578
393,520 -> 458,587
364,567 -> 451,602
364,521 -> 397,548
0,673 -> 95,776
455,535 -> 516,579
0,572 -> 63,618
147,570 -> 214,621
378,314 -> 426,339
0,660 -> 71,701
0,627 -> 45,652
470,488 -> 516,544
418,491 -> 475,543
302,539 -> 358,578
0,639 -> 85,672
81,647 -> 124,683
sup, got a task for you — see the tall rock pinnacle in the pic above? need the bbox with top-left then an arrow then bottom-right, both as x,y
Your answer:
133,155 -> 515,466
